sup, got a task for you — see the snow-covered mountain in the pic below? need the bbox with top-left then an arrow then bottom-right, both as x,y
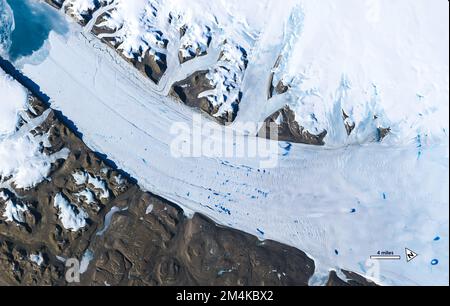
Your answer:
57,0 -> 258,122
1,0 -> 448,285
265,1 -> 449,147
38,0 -> 449,147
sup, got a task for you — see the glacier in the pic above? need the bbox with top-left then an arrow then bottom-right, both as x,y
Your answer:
0,0 -> 447,285
1,0 -> 68,62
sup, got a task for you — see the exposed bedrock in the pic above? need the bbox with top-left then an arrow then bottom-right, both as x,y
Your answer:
169,70 -> 238,124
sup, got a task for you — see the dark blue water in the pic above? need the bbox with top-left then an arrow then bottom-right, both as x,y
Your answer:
6,0 -> 68,61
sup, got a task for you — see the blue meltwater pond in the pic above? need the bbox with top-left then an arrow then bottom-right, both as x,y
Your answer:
4,0 -> 68,61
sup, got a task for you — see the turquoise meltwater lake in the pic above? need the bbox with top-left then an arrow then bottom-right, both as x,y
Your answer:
4,0 -> 68,61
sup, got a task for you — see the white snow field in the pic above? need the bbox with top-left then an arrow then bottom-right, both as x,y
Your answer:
10,0 -> 449,285
0,190 -> 28,224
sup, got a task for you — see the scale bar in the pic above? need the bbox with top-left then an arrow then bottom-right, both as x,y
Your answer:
370,255 -> 401,260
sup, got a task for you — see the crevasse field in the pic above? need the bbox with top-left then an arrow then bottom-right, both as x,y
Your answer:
0,0 -> 449,285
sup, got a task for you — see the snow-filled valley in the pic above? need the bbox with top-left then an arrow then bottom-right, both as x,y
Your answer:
0,0 -> 448,285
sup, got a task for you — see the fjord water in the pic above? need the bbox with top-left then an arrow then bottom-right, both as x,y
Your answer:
4,0 -> 68,61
